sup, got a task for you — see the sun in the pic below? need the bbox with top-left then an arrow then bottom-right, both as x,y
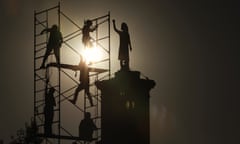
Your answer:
82,44 -> 103,64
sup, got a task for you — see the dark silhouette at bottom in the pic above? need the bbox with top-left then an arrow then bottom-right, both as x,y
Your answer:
25,118 -> 42,144
44,87 -> 56,136
79,112 -> 97,141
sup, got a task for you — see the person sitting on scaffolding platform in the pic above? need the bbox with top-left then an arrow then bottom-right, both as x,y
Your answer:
82,19 -> 98,48
40,24 -> 63,69
69,55 -> 94,106
79,112 -> 97,141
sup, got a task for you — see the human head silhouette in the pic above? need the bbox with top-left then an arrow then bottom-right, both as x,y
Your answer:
49,87 -> 55,94
85,112 -> 91,119
121,22 -> 128,32
85,20 -> 93,27
51,24 -> 58,31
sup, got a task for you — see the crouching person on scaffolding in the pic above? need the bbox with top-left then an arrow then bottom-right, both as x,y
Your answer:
69,55 -> 94,106
40,24 -> 63,69
79,112 -> 97,141
82,19 -> 98,48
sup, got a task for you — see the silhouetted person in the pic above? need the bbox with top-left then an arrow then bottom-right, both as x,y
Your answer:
40,25 -> 63,69
44,87 -> 56,136
79,112 -> 97,141
69,56 -> 94,106
112,19 -> 132,70
82,20 -> 98,48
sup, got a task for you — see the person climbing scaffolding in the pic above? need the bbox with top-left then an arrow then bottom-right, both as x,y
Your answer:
112,19 -> 132,70
40,24 -> 63,69
69,55 -> 94,106
82,19 -> 98,48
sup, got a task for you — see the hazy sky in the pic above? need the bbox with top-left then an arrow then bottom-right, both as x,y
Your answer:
0,0 -> 239,144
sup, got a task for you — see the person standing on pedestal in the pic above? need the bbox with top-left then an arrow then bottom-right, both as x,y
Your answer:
112,19 -> 132,70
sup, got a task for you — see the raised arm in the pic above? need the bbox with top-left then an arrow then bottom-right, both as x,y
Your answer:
112,19 -> 121,34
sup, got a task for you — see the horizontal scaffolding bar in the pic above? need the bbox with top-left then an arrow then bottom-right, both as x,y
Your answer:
96,18 -> 109,26
35,5 -> 59,15
35,98 -> 45,103
37,120 -> 60,127
37,134 -> 98,141
35,18 -> 47,28
90,14 -> 109,22
34,67 -> 43,71
34,112 -> 44,116
35,52 -> 55,60
64,33 -> 81,43
90,58 -> 110,65
35,78 -> 45,82
97,36 -> 110,41
60,85 -> 77,95
35,46 -> 46,53
35,55 -> 44,60
35,88 -> 45,93
35,20 -> 47,26
35,42 -> 46,47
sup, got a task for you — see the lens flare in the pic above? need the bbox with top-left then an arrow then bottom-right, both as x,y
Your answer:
82,44 -> 102,63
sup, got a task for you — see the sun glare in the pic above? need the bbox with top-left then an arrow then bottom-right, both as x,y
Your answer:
82,44 -> 103,64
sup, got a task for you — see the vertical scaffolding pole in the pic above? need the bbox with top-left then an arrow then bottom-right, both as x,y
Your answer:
33,10 -> 36,127
108,11 -> 111,79
57,2 -> 61,144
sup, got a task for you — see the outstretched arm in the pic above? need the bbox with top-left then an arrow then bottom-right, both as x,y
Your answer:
90,24 -> 98,32
40,28 -> 50,35
112,19 -> 120,34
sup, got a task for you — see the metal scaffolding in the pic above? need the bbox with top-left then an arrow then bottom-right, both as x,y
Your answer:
34,2 -> 110,144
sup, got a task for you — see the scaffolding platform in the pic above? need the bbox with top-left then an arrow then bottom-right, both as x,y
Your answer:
37,134 -> 98,141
